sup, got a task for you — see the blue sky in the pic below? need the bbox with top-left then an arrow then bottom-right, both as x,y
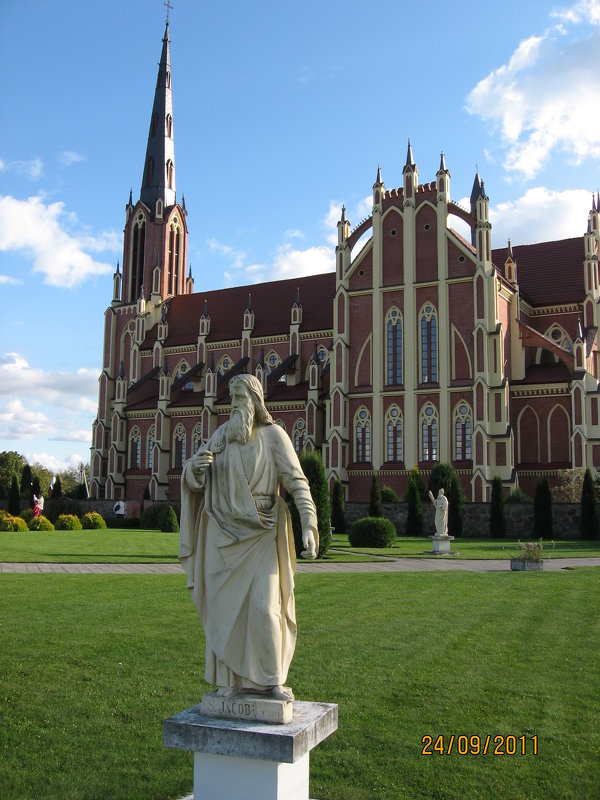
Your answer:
1,0 -> 599,471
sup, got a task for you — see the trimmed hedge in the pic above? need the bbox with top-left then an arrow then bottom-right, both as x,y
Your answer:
28,515 -> 55,531
381,485 -> 399,503
81,512 -> 107,530
0,515 -> 29,532
349,516 -> 396,548
55,514 -> 83,531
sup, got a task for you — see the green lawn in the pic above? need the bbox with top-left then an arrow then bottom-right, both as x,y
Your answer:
2,530 -> 598,565
1,570 -> 598,799
331,534 -> 600,559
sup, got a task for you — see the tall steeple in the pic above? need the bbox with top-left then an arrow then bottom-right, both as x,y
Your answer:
140,21 -> 176,210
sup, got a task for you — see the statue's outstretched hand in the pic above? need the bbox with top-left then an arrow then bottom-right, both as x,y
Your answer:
301,526 -> 317,560
192,450 -> 213,481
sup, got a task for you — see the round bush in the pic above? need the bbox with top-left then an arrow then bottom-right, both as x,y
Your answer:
0,515 -> 29,532
140,503 -> 165,530
0,509 -> 11,522
159,505 -> 179,533
81,511 -> 107,530
55,514 -> 83,531
349,516 -> 397,548
381,485 -> 399,503
28,515 -> 55,531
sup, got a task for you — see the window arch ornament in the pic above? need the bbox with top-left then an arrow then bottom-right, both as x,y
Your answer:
385,307 -> 403,385
175,359 -> 193,390
316,345 -> 329,366
420,403 -> 439,462
454,402 -> 473,461
537,324 -> 573,364
265,350 -> 282,374
147,426 -> 156,470
385,405 -> 403,462
292,418 -> 306,453
167,218 -> 181,296
420,303 -> 438,383
173,423 -> 186,469
129,426 -> 141,469
217,354 -> 234,376
355,406 -> 372,463
130,212 -> 146,302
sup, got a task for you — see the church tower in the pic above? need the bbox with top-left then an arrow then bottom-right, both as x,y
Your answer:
121,18 -> 189,307
90,16 -> 189,500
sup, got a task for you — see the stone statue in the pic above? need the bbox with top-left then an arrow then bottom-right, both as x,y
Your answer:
428,488 -> 449,537
179,374 -> 318,703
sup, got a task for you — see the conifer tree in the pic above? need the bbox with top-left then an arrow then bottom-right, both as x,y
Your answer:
580,468 -> 599,540
489,476 -> 506,537
369,471 -> 382,518
404,468 -> 423,536
8,475 -> 21,516
331,478 -> 346,534
52,476 -> 63,499
533,477 -> 552,537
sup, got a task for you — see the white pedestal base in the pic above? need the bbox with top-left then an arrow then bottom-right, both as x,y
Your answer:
430,534 -> 454,554
194,750 -> 309,800
164,700 -> 337,800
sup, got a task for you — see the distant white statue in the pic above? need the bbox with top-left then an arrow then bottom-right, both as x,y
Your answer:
428,488 -> 449,537
179,374 -> 318,703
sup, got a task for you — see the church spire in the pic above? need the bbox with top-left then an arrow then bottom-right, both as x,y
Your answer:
140,21 -> 176,210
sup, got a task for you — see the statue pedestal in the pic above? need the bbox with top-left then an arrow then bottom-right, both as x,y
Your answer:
164,700 -> 338,800
430,534 -> 454,554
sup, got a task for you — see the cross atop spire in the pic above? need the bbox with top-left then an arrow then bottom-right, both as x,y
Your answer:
164,0 -> 173,24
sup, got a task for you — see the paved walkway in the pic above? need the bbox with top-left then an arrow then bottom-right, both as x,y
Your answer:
2,557 -> 600,574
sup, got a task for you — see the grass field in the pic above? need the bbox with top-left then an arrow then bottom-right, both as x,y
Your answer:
1,570 -> 598,799
2,530 -> 598,564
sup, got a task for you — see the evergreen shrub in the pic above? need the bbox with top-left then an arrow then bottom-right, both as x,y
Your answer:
506,487 -> 531,504
55,514 -> 83,531
331,478 -> 346,535
45,496 -> 83,523
381,485 -> 399,502
20,508 -> 33,524
429,464 -> 464,537
404,468 -> 424,536
349,516 -> 396,548
28,515 -> 55,531
288,451 -> 331,558
159,505 -> 179,533
369,472 -> 382,517
533,477 -> 553,537
81,512 -> 107,530
0,515 -> 29,532
106,516 -> 140,529
0,509 -> 9,521
489,476 -> 506,538
580,468 -> 599,540
8,476 -> 20,516
140,504 -> 165,530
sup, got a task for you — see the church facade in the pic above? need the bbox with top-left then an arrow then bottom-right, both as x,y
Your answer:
90,23 -> 600,505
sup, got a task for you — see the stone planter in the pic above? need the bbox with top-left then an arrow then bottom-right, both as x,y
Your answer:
510,558 -> 544,571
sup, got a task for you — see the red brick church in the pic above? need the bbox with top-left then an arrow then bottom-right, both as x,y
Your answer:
90,22 -> 600,504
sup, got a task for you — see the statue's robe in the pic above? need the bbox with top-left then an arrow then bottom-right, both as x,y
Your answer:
180,421 -> 317,690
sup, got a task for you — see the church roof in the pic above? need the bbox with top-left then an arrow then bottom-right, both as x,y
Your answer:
493,237 -> 585,306
159,272 -> 335,347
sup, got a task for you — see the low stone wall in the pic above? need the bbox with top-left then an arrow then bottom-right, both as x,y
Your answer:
344,502 -> 582,539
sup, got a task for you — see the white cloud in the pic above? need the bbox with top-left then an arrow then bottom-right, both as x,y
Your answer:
0,195 -> 117,287
551,0 -> 600,25
490,186 -> 592,245
0,274 -> 22,285
0,399 -> 49,439
465,10 -> 600,178
284,228 -> 305,240
26,451 -> 89,472
60,150 -> 86,167
272,244 -> 334,279
4,158 -> 45,180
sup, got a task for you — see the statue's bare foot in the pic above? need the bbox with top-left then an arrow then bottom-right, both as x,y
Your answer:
215,686 -> 236,698
271,685 -> 294,701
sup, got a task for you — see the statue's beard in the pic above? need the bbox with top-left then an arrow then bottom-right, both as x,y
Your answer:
228,404 -> 255,444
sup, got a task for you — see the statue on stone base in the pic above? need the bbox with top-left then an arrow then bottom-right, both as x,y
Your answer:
428,488 -> 449,537
179,374 -> 318,703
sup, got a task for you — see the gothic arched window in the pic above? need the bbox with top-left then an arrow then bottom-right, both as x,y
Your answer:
173,424 -> 186,469
386,308 -> 403,385
355,407 -> 371,462
454,402 -> 473,461
147,426 -> 155,471
386,405 -> 403,462
129,427 -> 141,469
293,419 -> 306,453
420,304 -> 438,383
421,404 -> 438,462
